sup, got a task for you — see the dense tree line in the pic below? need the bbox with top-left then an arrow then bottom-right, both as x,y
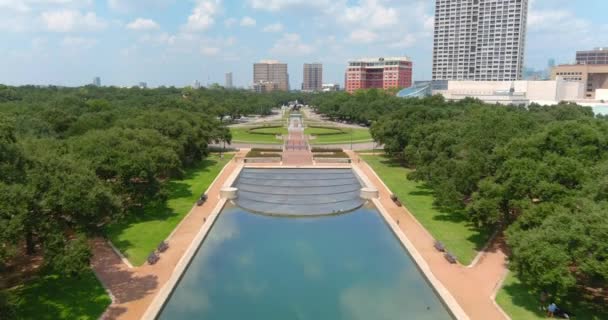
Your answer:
0,85 -> 296,292
313,91 -> 608,312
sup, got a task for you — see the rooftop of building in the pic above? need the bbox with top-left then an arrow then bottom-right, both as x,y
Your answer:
348,57 -> 411,63
257,60 -> 284,64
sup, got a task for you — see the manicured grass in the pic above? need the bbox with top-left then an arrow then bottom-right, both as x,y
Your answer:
310,128 -> 373,144
106,154 -> 233,265
496,272 -> 607,320
7,269 -> 111,320
230,127 -> 284,144
361,155 -> 490,265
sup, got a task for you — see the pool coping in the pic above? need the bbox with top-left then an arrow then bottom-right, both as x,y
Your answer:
351,165 -> 470,320
141,164 -> 468,320
141,164 -> 244,320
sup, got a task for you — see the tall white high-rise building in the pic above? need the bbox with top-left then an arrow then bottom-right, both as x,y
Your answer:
93,77 -> 101,87
432,0 -> 529,81
225,72 -> 233,88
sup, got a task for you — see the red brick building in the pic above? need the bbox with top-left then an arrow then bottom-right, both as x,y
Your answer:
345,57 -> 413,93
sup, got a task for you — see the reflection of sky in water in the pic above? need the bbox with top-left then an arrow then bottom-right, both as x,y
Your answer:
158,206 -> 453,320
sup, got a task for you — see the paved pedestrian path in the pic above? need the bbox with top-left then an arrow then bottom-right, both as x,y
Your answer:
347,151 -> 510,320
92,150 -> 247,320
282,116 -> 313,166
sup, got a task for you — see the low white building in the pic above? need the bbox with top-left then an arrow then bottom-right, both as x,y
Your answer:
433,79 -> 585,106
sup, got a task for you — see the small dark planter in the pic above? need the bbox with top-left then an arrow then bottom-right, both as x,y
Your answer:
444,252 -> 457,264
147,252 -> 160,265
157,241 -> 169,253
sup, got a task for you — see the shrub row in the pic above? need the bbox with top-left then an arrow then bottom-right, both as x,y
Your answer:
311,147 -> 344,153
246,148 -> 282,158
246,126 -> 284,136
307,126 -> 345,136
313,151 -> 349,158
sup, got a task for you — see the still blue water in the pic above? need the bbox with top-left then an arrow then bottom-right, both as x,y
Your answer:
158,206 -> 453,320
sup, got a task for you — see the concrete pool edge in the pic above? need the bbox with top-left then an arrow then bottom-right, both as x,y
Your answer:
141,164 -> 244,320
142,164 -> 469,320
352,165 -> 470,320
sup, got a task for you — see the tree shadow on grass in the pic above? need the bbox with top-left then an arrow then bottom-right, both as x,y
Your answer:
407,176 -> 492,252
105,158 -> 220,261
9,270 -> 112,320
500,277 -> 546,318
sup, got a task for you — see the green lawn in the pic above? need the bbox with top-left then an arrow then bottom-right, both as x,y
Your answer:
230,127 -> 284,144
7,270 -> 111,320
310,128 -> 373,145
106,154 -> 233,265
361,155 -> 490,265
497,272 -> 607,320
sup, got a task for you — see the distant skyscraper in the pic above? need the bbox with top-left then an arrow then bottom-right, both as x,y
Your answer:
548,58 -> 556,69
139,82 -> 147,89
302,63 -> 323,92
432,0 -> 529,81
93,77 -> 101,87
193,80 -> 201,89
345,57 -> 412,93
253,60 -> 289,91
225,72 -> 233,88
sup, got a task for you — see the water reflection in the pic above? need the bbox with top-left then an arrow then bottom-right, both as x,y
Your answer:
158,206 -> 453,320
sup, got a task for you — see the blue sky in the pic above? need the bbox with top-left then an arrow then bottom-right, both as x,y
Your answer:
0,0 -> 607,88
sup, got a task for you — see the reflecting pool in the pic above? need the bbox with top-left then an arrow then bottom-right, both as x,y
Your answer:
158,205 -> 453,320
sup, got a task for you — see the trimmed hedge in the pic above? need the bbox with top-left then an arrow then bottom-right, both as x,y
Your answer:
311,147 -> 344,153
246,148 -> 282,158
247,126 -> 284,136
307,126 -> 345,136
313,152 -> 349,158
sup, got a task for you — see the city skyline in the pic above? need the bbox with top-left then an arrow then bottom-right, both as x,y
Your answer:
0,0 -> 607,88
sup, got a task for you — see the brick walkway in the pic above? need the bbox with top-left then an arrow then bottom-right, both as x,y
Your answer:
282,118 -> 313,166
92,151 -> 247,320
348,151 -> 510,320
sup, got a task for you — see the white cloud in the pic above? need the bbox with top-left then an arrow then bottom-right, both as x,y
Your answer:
270,32 -> 314,56
62,36 -> 98,49
41,10 -> 107,32
224,17 -> 237,27
184,0 -> 221,31
248,0 -> 335,12
262,23 -> 283,33
108,0 -> 173,12
389,34 -> 416,48
348,30 -> 377,43
126,18 -> 160,31
340,0 -> 398,30
200,46 -> 220,56
240,16 -> 256,27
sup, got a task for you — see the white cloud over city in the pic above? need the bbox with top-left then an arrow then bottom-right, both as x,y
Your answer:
0,0 -> 606,87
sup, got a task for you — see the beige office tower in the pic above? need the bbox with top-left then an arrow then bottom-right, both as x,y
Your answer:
302,63 -> 323,92
253,60 -> 289,91
432,0 -> 529,81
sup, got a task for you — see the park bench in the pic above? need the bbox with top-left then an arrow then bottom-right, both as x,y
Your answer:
444,252 -> 457,264
434,241 -> 446,252
196,194 -> 208,206
147,252 -> 160,265
157,241 -> 169,253
390,194 -> 402,207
